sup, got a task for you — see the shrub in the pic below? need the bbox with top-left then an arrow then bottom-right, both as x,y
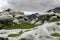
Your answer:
51,33 -> 60,37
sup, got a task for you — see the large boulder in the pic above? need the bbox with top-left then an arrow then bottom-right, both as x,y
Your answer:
15,14 -> 24,19
0,14 -> 13,25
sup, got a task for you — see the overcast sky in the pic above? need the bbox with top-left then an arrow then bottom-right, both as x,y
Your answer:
0,0 -> 8,11
0,0 -> 60,12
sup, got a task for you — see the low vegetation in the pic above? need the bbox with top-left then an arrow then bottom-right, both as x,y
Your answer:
1,21 -> 35,29
8,34 -> 21,37
49,18 -> 60,22
8,30 -> 23,37
56,23 -> 60,25
51,33 -> 60,37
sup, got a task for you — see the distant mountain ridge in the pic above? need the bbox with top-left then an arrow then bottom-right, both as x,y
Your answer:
47,7 -> 60,13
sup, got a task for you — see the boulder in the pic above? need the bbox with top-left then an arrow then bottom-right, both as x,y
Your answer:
15,14 -> 24,19
13,19 -> 20,25
49,16 -> 57,20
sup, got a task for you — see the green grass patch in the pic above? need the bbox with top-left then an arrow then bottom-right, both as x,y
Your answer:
8,34 -> 21,37
51,33 -> 60,37
1,21 -> 35,29
8,30 -> 23,37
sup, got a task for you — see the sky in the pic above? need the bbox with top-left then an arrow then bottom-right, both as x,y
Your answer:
0,0 -> 8,11
0,0 -> 60,12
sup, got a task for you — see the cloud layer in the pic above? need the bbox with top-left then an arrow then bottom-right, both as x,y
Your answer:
7,0 -> 60,12
0,0 -> 60,12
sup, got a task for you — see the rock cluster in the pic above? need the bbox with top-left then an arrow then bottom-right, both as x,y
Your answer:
0,8 -> 60,27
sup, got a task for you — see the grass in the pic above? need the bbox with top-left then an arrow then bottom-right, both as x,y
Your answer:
8,34 -> 21,37
1,21 -> 35,29
51,33 -> 60,37
8,30 -> 23,37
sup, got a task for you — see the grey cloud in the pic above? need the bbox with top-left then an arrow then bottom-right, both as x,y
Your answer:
2,0 -> 60,12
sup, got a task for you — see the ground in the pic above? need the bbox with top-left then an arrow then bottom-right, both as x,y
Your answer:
1,21 -> 35,29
